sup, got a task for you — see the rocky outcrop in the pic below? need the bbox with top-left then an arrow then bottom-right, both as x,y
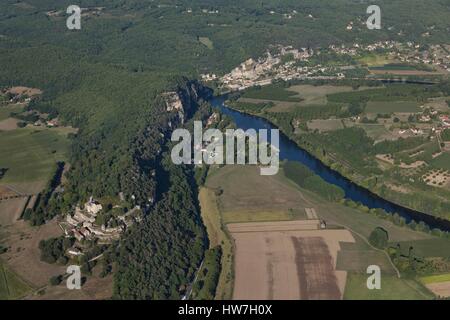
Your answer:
162,80 -> 212,126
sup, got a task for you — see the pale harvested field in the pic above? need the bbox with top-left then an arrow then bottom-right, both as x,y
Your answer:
0,118 -> 18,131
425,282 -> 450,298
307,119 -> 343,132
29,268 -> 114,300
0,219 -> 65,288
288,85 -> 355,106
0,181 -> 46,195
230,221 -> 354,300
8,86 -> 42,96
425,97 -> 450,112
0,197 -> 28,226
0,185 -> 19,199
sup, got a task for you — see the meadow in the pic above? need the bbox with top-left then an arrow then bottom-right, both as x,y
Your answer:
289,84 -> 359,106
0,127 -> 71,192
307,119 -> 344,132
357,54 -> 394,67
343,273 -> 433,300
391,238 -> 450,258
355,124 -> 395,142
0,261 -> 32,300
420,273 -> 450,284
205,165 -> 308,223
0,104 -> 24,121
198,188 -> 234,300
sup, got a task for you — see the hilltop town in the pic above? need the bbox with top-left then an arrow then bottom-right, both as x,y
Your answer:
59,197 -> 142,257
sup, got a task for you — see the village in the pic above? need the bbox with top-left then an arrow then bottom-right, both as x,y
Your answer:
60,196 -> 142,257
205,41 -> 450,92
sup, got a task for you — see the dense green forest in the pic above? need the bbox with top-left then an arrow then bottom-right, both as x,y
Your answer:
2,0 -> 450,299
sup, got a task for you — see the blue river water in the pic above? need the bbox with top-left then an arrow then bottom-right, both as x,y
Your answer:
210,95 -> 450,231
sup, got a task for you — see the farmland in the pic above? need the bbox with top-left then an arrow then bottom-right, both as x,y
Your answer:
390,238 -> 450,258
289,85 -> 361,106
357,54 -> 393,67
0,198 -> 28,226
0,127 -> 71,188
365,101 -> 421,114
354,124 -> 395,142
229,222 -> 354,299
198,188 -> 234,300
205,165 -> 308,223
200,165 -> 446,300
241,85 -> 301,102
307,119 -> 344,132
344,273 -> 433,300
0,260 -> 32,300
420,273 -> 450,284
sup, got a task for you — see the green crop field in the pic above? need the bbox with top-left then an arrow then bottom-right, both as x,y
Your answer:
420,273 -> 450,284
366,101 -> 421,113
242,85 -> 302,102
336,238 -> 397,275
390,238 -> 450,258
0,127 -> 70,185
0,261 -> 32,300
344,273 -> 433,300
369,64 -> 420,71
356,124 -> 394,141
205,165 -> 308,223
357,54 -> 393,67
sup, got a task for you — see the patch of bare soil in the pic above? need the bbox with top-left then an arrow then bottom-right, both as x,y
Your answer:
425,281 -> 450,298
0,118 -> 19,131
7,86 -> 42,96
292,237 -> 341,299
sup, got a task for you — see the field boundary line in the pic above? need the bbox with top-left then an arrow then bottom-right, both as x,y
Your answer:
333,224 -> 401,278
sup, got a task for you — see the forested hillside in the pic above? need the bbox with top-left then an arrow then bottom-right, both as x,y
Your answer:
1,0 -> 450,299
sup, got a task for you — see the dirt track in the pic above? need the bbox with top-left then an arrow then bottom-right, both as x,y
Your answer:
230,221 -> 354,300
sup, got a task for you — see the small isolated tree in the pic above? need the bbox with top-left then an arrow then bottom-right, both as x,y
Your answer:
369,227 -> 389,249
49,275 -> 62,286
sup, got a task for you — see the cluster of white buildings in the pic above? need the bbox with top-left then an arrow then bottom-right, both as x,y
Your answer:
63,197 -> 138,244
329,41 -> 396,56
218,46 -> 314,91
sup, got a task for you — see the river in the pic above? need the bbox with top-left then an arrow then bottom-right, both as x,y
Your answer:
210,95 -> 450,232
